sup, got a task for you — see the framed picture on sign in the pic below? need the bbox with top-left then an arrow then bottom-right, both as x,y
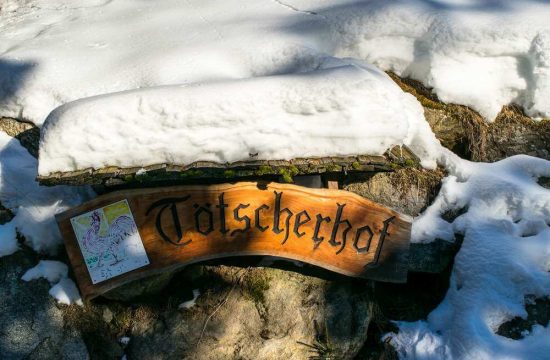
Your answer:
70,199 -> 150,284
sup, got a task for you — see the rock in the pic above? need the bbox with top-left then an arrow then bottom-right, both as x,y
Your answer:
343,168 -> 444,217
344,168 -> 460,273
102,271 -> 175,301
0,249 -> 89,360
408,238 -> 462,273
0,202 -> 14,225
389,72 -> 550,162
102,308 -> 113,324
0,117 -> 39,158
126,265 -> 373,360
497,295 -> 550,340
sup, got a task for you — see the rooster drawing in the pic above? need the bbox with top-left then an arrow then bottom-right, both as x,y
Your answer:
82,211 -> 137,267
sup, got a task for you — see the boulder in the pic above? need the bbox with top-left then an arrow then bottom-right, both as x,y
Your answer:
389,72 -> 550,162
126,265 -> 373,360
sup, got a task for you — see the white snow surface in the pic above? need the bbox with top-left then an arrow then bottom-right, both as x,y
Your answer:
48,277 -> 83,306
38,64 -> 440,175
392,153 -> 550,360
1,0 -> 550,124
0,221 -> 18,257
0,131 -> 92,254
21,259 -> 68,283
179,289 -> 201,310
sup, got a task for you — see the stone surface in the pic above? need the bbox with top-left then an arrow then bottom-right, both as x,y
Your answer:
0,249 -> 89,360
0,117 -> 39,158
0,202 -> 14,225
125,265 -> 373,360
343,168 -> 444,217
497,295 -> 550,340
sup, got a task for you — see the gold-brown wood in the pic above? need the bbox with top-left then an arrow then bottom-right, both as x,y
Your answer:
327,180 -> 339,189
56,182 -> 412,300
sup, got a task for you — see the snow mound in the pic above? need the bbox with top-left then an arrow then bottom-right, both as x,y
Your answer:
391,154 -> 550,359
179,289 -> 201,310
2,0 -> 550,124
38,64 -> 440,175
48,277 -> 83,306
0,131 -> 92,254
21,259 -> 68,283
326,0 -> 550,120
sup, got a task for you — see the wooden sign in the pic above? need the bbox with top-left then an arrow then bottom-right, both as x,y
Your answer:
56,182 -> 412,300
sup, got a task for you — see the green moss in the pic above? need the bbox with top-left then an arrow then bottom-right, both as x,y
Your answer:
135,173 -> 151,182
404,159 -> 416,167
326,164 -> 341,172
351,161 -> 361,170
223,169 -> 236,178
255,165 -> 274,176
288,165 -> 299,176
278,168 -> 294,183
123,175 -> 134,183
243,273 -> 270,304
389,163 -> 400,170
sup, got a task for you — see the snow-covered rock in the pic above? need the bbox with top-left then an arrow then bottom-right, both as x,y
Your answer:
390,154 -> 550,359
38,64 -> 440,175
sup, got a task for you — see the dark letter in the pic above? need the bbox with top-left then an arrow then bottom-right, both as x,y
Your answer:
194,205 -> 214,235
255,204 -> 269,232
372,216 -> 395,264
293,210 -> 311,238
231,203 -> 251,236
353,225 -> 374,253
312,214 -> 331,249
329,203 -> 352,254
216,193 -> 230,235
272,191 -> 293,244
145,196 -> 192,246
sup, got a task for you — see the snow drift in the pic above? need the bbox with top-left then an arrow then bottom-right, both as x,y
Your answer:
1,0 -> 550,125
0,132 -> 91,254
392,153 -> 550,359
37,64 -> 440,176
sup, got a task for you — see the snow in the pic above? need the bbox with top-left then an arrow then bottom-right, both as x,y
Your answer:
21,259 -> 67,283
38,63 -> 440,175
0,131 -> 92,254
0,221 -> 18,257
390,153 -> 550,359
49,277 -> 83,306
22,259 -> 83,305
179,289 -> 201,310
1,0 -> 550,125
326,0 -> 550,120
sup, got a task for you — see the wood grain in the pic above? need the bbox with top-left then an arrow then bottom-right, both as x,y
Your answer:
56,182 -> 412,300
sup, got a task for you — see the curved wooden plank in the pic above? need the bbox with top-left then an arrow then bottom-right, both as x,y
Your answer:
56,182 -> 412,300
